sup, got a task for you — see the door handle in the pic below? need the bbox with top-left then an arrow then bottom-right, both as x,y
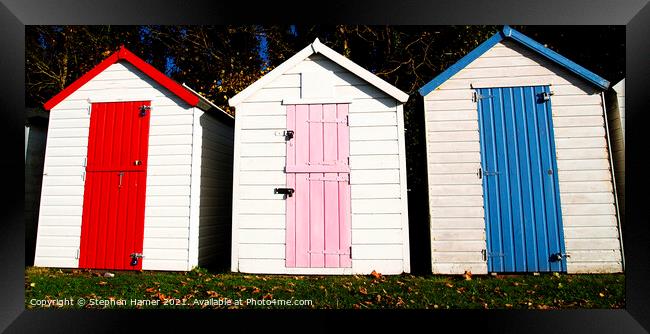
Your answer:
134,160 -> 142,166
118,172 -> 124,188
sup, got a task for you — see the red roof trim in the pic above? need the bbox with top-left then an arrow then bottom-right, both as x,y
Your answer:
43,46 -> 200,110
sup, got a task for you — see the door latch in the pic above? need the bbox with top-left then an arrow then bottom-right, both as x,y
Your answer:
118,172 -> 124,188
134,160 -> 142,166
130,253 -> 144,266
537,91 -> 554,102
274,187 -> 295,198
139,105 -> 151,117
283,130 -> 294,141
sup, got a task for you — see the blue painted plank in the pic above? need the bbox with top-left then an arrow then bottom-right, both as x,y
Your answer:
480,85 -> 566,273
493,88 -> 516,272
502,87 -> 526,271
513,87 -> 538,272
535,86 -> 567,272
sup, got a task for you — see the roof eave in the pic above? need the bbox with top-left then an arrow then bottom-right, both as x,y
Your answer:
418,26 -> 611,96
44,46 -> 202,110
229,38 -> 410,106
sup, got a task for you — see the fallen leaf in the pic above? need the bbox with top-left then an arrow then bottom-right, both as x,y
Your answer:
599,292 -> 605,298
505,303 -> 513,307
375,294 -> 382,303
371,270 -> 382,279
262,293 -> 273,300
252,287 -> 261,293
29,283 -> 36,287
463,271 -> 472,281
98,281 -> 108,286
206,290 -> 220,298
445,283 -> 454,288
359,287 -> 368,295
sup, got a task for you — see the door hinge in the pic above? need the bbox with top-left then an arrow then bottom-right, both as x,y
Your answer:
487,252 -> 505,257
550,252 -> 570,262
481,249 -> 487,261
537,91 -> 554,102
349,246 -> 352,259
130,252 -> 144,266
472,92 -> 493,102
75,249 -> 80,259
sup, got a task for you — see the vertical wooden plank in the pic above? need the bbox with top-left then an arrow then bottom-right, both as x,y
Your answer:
337,103 -> 352,268
513,87 -> 538,272
309,104 -> 325,267
503,87 -> 526,272
536,86 -> 565,272
524,86 -> 550,271
481,88 -> 504,272
322,104 -> 340,267
494,87 -> 516,272
133,101 -> 149,270
294,104 -> 310,267
285,105 -> 297,267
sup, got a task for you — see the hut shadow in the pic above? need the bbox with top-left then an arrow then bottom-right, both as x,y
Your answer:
196,111 -> 234,273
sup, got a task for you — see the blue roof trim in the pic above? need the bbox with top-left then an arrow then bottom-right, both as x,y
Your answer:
418,31 -> 505,96
419,26 -> 610,96
504,26 -> 610,90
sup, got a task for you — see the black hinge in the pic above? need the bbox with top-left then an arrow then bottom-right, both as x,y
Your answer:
139,105 -> 151,117
537,91 -> 554,103
349,246 -> 352,259
472,92 -> 493,102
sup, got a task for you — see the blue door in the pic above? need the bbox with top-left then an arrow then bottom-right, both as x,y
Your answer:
477,86 -> 567,273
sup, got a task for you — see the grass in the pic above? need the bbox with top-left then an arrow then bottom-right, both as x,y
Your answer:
24,267 -> 624,309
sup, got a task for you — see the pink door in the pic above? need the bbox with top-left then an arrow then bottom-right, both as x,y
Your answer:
285,104 -> 352,268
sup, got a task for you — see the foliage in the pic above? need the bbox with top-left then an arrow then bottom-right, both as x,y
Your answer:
25,25 -> 624,271
25,267 -> 625,309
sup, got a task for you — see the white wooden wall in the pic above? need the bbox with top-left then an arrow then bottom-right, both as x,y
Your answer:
423,40 -> 623,274
34,61 -> 196,271
232,54 -> 410,274
606,79 -> 625,225
612,79 -> 625,138
188,111 -> 234,269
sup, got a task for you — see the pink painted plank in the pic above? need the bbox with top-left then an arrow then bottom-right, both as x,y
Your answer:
285,105 -> 296,267
285,164 -> 350,173
308,104 -> 325,267
337,103 -> 352,267
294,104 -> 311,267
323,104 -> 340,267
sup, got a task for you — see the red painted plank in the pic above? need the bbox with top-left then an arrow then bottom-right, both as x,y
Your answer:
79,101 -> 150,270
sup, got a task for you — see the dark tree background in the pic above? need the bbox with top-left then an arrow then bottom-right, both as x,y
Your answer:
26,25 -> 624,273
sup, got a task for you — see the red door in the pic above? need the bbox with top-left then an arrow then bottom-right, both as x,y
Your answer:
285,104 -> 352,268
78,101 -> 151,270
